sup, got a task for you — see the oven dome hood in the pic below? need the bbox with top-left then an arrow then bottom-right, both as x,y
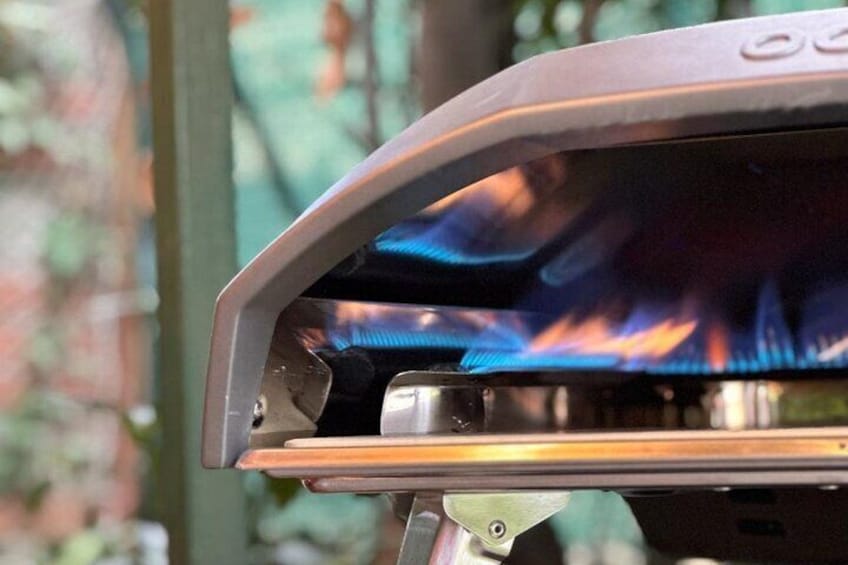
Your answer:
203,9 -> 848,468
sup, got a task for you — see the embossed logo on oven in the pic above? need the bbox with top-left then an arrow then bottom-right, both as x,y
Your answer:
742,23 -> 848,60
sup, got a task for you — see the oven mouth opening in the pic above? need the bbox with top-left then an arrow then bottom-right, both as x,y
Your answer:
254,129 -> 848,447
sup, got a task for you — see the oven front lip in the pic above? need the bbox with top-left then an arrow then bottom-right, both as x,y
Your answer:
236,428 -> 848,492
203,7 -> 848,468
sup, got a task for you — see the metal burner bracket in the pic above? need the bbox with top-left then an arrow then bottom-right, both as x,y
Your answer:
444,491 -> 572,547
397,491 -> 571,564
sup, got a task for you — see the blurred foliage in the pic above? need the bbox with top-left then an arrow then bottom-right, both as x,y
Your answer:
0,391 -> 81,503
245,476 -> 386,565
43,520 -> 167,565
230,0 -> 416,265
0,2 -> 159,563
0,1 -> 68,160
241,463 -> 385,564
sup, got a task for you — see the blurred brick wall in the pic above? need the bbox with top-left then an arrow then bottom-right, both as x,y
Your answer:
0,0 -> 153,550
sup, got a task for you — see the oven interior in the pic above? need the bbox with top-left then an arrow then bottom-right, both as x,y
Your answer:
255,128 -> 848,443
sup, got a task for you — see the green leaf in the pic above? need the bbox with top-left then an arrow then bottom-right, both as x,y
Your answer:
43,213 -> 98,279
54,530 -> 107,565
0,77 -> 24,113
121,404 -> 160,450
0,115 -> 30,153
26,326 -> 64,375
23,480 -> 50,512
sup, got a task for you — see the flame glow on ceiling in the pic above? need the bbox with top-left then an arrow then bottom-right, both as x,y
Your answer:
373,157 -> 583,265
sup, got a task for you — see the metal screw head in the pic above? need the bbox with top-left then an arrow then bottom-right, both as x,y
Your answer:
252,395 -> 266,429
488,520 -> 506,540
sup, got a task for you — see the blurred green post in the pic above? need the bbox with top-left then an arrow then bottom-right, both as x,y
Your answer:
149,0 -> 248,563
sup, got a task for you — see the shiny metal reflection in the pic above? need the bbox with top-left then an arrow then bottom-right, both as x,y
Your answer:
238,428 -> 848,491
381,371 -> 848,435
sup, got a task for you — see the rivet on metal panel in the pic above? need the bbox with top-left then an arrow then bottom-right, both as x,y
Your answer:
487,520 -> 506,540
741,29 -> 805,60
815,24 -> 848,53
252,394 -> 266,428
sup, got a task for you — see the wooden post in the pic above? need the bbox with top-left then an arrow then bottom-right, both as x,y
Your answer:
149,0 -> 248,562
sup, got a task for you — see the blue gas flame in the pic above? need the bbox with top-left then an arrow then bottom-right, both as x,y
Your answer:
299,279 -> 848,375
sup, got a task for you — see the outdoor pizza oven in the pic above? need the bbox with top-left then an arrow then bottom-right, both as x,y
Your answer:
203,9 -> 848,563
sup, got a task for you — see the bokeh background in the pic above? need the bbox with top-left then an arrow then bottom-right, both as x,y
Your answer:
0,0 -> 845,563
